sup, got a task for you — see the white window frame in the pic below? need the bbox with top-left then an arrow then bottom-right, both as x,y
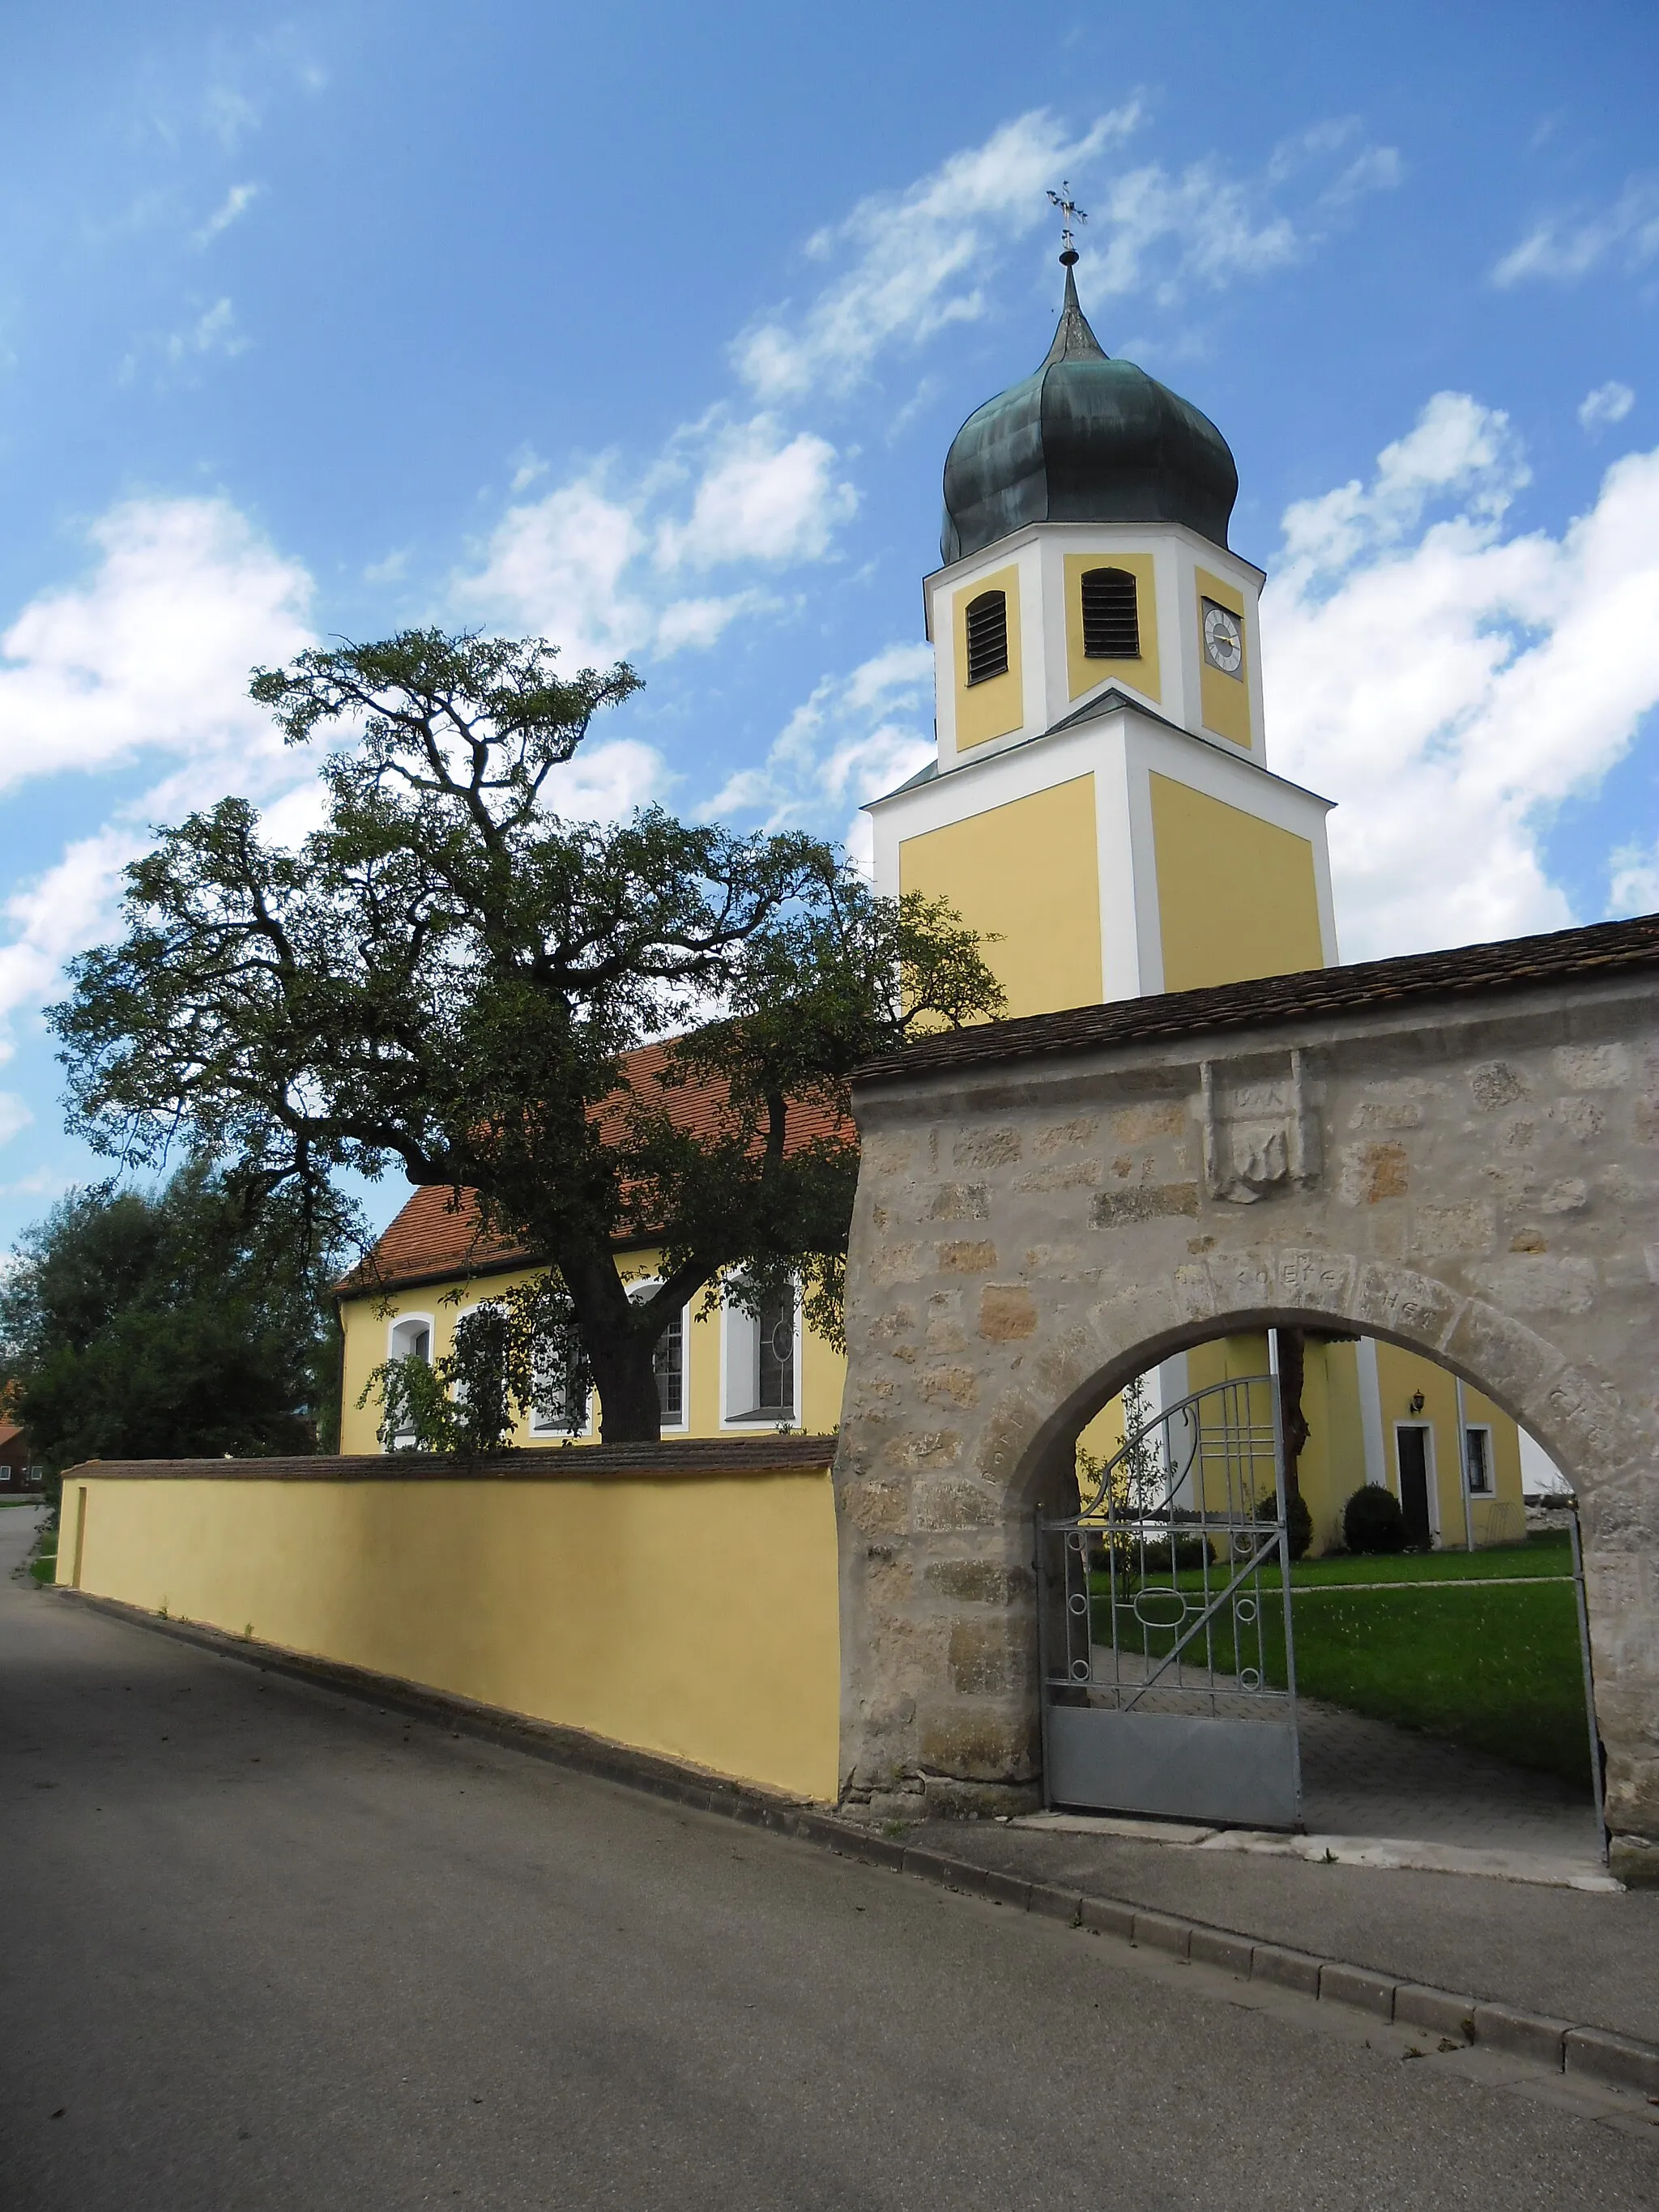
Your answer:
1461,1421 -> 1495,1498
627,1278 -> 690,1434
1391,1420 -> 1441,1544
527,1323 -> 592,1440
385,1312 -> 436,1449
719,1277 -> 802,1430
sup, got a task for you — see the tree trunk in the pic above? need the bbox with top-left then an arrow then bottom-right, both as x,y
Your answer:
1275,1327 -> 1309,1505
557,1240 -> 665,1444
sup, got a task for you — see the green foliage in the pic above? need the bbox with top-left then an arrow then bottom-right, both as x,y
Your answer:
0,1160 -> 343,1470
1256,1484 -> 1313,1561
1342,1481 -> 1408,1555
360,1276 -> 588,1457
51,628 -> 1004,1441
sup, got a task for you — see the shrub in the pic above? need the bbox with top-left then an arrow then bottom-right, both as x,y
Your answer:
1256,1486 -> 1313,1561
1343,1482 -> 1407,1555
1138,1532 -> 1213,1575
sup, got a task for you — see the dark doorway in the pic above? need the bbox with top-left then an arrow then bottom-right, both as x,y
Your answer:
1397,1425 -> 1433,1549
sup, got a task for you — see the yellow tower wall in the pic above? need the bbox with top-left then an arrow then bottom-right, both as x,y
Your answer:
1149,774 -> 1324,991
898,775 -> 1103,1018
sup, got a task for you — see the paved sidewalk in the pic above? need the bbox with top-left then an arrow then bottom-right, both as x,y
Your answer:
879,1809 -> 1659,2048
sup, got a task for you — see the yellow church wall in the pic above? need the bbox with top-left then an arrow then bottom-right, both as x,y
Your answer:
953,564 -> 1024,750
1194,566 -> 1252,749
898,775 -> 1103,1018
1064,551 -> 1161,704
339,1252 -> 847,1457
1149,774 -> 1324,992
57,1464 -> 842,1801
1373,1340 -> 1526,1547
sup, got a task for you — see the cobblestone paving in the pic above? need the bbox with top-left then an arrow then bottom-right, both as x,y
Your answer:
1295,1693 -> 1602,1857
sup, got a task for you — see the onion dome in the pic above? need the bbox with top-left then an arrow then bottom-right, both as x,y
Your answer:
940,266 -> 1239,565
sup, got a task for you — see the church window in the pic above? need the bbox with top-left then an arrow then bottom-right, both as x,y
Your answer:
964,590 -> 1009,684
654,1314 -> 684,1424
1463,1425 -> 1494,1496
530,1328 -> 586,1435
1081,566 -> 1139,659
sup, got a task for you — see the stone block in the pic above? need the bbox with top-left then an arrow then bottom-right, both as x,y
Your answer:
940,1240 -> 998,1272
1339,1141 -> 1410,1204
919,1366 -> 980,1409
1078,1895 -> 1137,1940
1251,1943 -> 1323,1996
980,1868 -> 1034,1910
1608,1834 -> 1659,1887
928,1183 -> 989,1221
1472,2001 -> 1570,2069
1111,1102 -> 1185,1141
918,1711 -> 1032,1779
1188,1926 -> 1253,1976
1563,2027 -> 1659,2097
1092,1183 -> 1199,1228
947,1619 -> 1020,1696
912,1480 -> 1004,1532
1469,1061 -> 1526,1111
953,1127 -> 1021,1167
1029,1883 -> 1081,1924
1393,1985 -> 1475,2040
1319,1962 -> 1395,2019
924,1560 -> 1030,1605
1132,1909 -> 1191,1957
979,1285 -> 1038,1340
903,1846 -> 984,1894
1555,1043 -> 1631,1090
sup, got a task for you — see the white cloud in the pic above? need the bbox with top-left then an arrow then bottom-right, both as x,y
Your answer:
657,420 -> 855,569
168,296 -> 246,362
193,182 -> 261,247
1607,837 -> 1659,917
0,497 -> 313,795
453,479 -> 650,663
1493,177 -> 1659,286
0,1093 -> 31,1146
1264,396 -> 1659,960
1580,381 -> 1636,431
706,641 -> 935,868
0,497 -> 321,1058
734,109 -> 1139,400
734,106 -> 1400,399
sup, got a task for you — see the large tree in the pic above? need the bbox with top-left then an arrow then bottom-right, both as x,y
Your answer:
51,630 -> 1002,1443
0,1161 -> 343,1471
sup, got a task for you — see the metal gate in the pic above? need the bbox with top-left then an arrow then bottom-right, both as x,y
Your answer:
1038,1372 -> 1302,1827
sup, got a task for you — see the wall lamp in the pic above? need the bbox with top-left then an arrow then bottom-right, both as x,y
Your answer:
1408,1392 -> 1426,1416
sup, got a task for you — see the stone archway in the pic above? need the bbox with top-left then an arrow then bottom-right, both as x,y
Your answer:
830,918 -> 1659,1878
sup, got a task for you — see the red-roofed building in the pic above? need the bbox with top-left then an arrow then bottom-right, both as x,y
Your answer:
0,1421 -> 47,1494
336,1042 -> 851,1450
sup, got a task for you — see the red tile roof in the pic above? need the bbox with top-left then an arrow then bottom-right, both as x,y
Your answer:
339,1038 -> 848,1297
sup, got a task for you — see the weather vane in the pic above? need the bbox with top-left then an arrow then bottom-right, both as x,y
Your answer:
1046,181 -> 1087,266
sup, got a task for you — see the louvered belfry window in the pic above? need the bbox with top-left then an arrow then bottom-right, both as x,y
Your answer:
1081,566 -> 1140,659
964,590 -> 1009,684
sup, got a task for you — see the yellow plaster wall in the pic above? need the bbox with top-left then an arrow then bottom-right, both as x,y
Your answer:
339,1256 -> 847,1455
1195,566 -> 1252,749
1374,1341 -> 1526,1546
899,776 -> 1102,1019
1064,552 -> 1160,703
953,565 -> 1024,749
1149,774 -> 1324,992
57,1468 -> 842,1801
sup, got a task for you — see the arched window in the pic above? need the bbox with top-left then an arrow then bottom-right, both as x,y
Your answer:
1081,566 -> 1140,660
964,590 -> 1009,684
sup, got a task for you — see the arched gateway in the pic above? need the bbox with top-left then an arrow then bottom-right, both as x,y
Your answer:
830,914 -> 1659,1882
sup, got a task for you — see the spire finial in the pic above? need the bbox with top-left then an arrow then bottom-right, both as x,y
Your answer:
1046,180 -> 1087,266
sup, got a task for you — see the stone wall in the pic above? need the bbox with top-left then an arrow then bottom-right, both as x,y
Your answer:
832,964 -> 1659,1873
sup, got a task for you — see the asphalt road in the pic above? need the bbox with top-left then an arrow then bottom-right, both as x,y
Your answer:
3,1507 -> 1657,2211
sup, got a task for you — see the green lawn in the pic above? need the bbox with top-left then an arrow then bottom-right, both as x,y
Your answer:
1089,1532 -> 1596,1788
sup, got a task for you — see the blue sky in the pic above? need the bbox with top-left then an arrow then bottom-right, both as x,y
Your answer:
2,1 -> 1657,1252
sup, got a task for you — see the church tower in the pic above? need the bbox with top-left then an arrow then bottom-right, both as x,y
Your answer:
868,248 -> 1338,1013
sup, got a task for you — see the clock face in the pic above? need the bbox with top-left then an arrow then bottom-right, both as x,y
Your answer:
1202,599 -> 1243,677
